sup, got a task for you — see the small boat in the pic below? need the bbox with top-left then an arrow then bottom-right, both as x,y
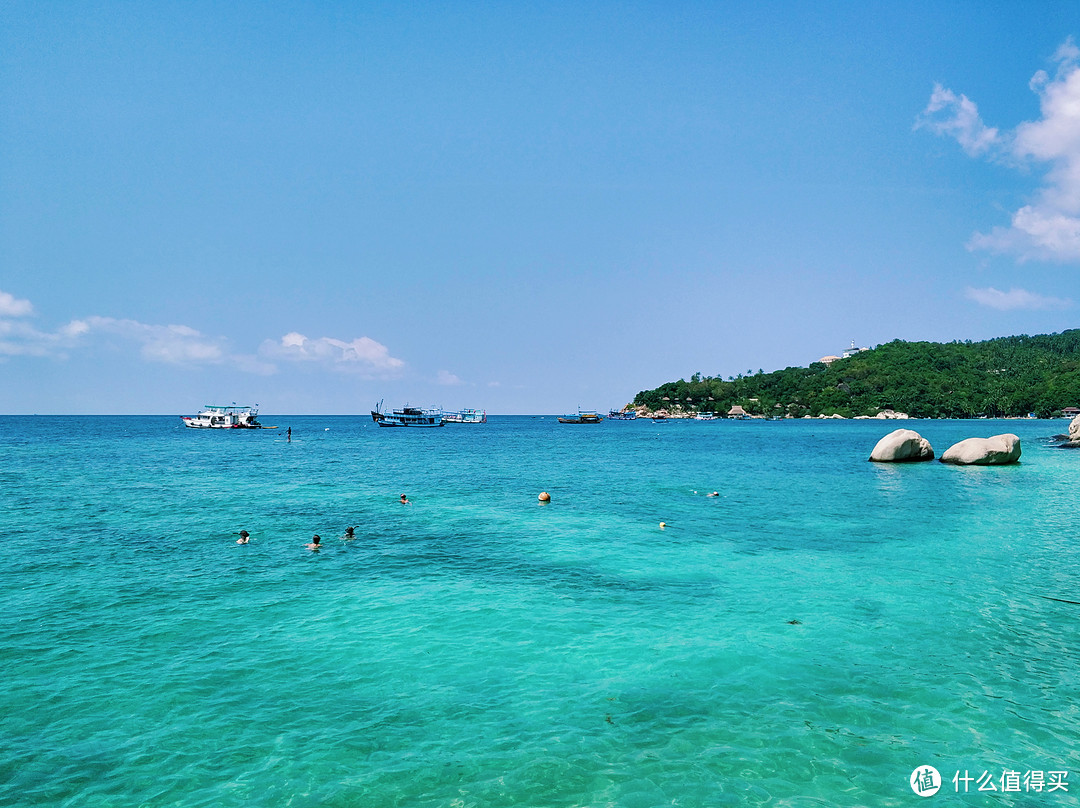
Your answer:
371,401 -> 444,427
558,409 -> 604,424
607,409 -> 638,420
694,411 -> 718,421
442,408 -> 487,424
652,414 -> 669,423
182,405 -> 263,429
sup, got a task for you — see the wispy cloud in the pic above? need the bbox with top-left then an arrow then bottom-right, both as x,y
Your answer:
436,369 -> 464,385
919,38 -> 1080,263
68,316 -> 229,364
0,319 -> 63,357
0,289 -> 391,377
0,290 -> 33,317
260,331 -> 404,376
964,286 -> 1072,311
915,84 -> 1002,158
0,290 -> 79,357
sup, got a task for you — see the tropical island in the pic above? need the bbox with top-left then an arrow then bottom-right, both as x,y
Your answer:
631,330 -> 1080,420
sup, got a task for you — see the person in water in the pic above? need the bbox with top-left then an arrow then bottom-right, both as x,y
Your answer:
236,530 -> 250,544
306,534 -> 321,550
343,526 -> 355,540
400,494 -> 411,505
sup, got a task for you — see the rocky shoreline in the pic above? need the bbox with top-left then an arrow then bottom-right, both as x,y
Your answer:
631,406 -> 915,420
628,406 -> 1068,421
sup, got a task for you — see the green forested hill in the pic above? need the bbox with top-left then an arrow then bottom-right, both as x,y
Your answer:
632,330 -> 1080,418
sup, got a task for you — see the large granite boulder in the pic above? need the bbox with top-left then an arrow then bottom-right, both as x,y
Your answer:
940,434 -> 1021,465
1069,414 -> 1080,442
869,429 -> 935,462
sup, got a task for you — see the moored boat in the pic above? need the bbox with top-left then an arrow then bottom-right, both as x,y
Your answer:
607,409 -> 638,420
558,409 -> 604,424
182,405 -> 263,429
442,408 -> 487,424
371,401 -> 444,427
694,411 -> 718,421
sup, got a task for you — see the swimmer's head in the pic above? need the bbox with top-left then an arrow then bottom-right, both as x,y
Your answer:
239,530 -> 249,538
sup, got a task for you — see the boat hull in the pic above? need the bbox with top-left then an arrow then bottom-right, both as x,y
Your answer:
371,407 -> 445,427
558,412 -> 604,424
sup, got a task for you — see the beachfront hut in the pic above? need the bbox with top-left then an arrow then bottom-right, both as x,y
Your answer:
727,405 -> 749,419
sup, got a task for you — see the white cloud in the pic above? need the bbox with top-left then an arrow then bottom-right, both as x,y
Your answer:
70,316 -> 228,364
0,320 -> 61,357
915,84 -> 1001,158
260,332 -> 404,375
0,290 -> 33,317
0,301 -> 248,368
0,292 -> 394,378
967,206 -> 1080,261
0,290 -> 70,356
920,39 -> 1080,263
964,286 -> 1072,311
436,370 -> 464,385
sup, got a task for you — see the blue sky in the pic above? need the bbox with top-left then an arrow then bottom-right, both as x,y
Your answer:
3,2 -> 1080,414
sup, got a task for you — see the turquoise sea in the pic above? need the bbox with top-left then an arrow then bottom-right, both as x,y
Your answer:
2,415 -> 1079,807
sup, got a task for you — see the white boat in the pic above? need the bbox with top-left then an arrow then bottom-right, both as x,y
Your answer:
182,405 -> 263,429
695,411 -> 718,421
371,402 -> 444,427
442,408 -> 487,424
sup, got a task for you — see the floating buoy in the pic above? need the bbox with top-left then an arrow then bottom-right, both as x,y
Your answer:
538,491 -> 551,503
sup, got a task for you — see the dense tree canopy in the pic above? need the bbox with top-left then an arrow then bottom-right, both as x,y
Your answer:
632,331 -> 1080,418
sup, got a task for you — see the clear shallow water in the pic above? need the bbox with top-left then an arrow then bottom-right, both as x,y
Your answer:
2,416 -> 1078,806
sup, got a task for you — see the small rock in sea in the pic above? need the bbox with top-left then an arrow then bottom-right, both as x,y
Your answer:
868,428 -> 935,462
940,434 -> 1021,465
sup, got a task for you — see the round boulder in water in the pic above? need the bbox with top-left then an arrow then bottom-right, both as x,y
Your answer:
868,428 -> 935,462
940,434 -> 1021,465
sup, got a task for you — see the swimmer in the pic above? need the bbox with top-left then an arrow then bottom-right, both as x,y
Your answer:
306,534 -> 321,551
343,526 -> 356,539
236,529 -> 250,544
400,494 -> 411,505
707,491 -> 719,497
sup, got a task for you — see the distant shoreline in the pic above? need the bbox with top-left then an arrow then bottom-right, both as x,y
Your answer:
0,413 -> 1074,420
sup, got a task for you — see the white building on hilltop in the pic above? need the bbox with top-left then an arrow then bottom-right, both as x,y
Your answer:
820,340 -> 871,364
842,340 -> 870,359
